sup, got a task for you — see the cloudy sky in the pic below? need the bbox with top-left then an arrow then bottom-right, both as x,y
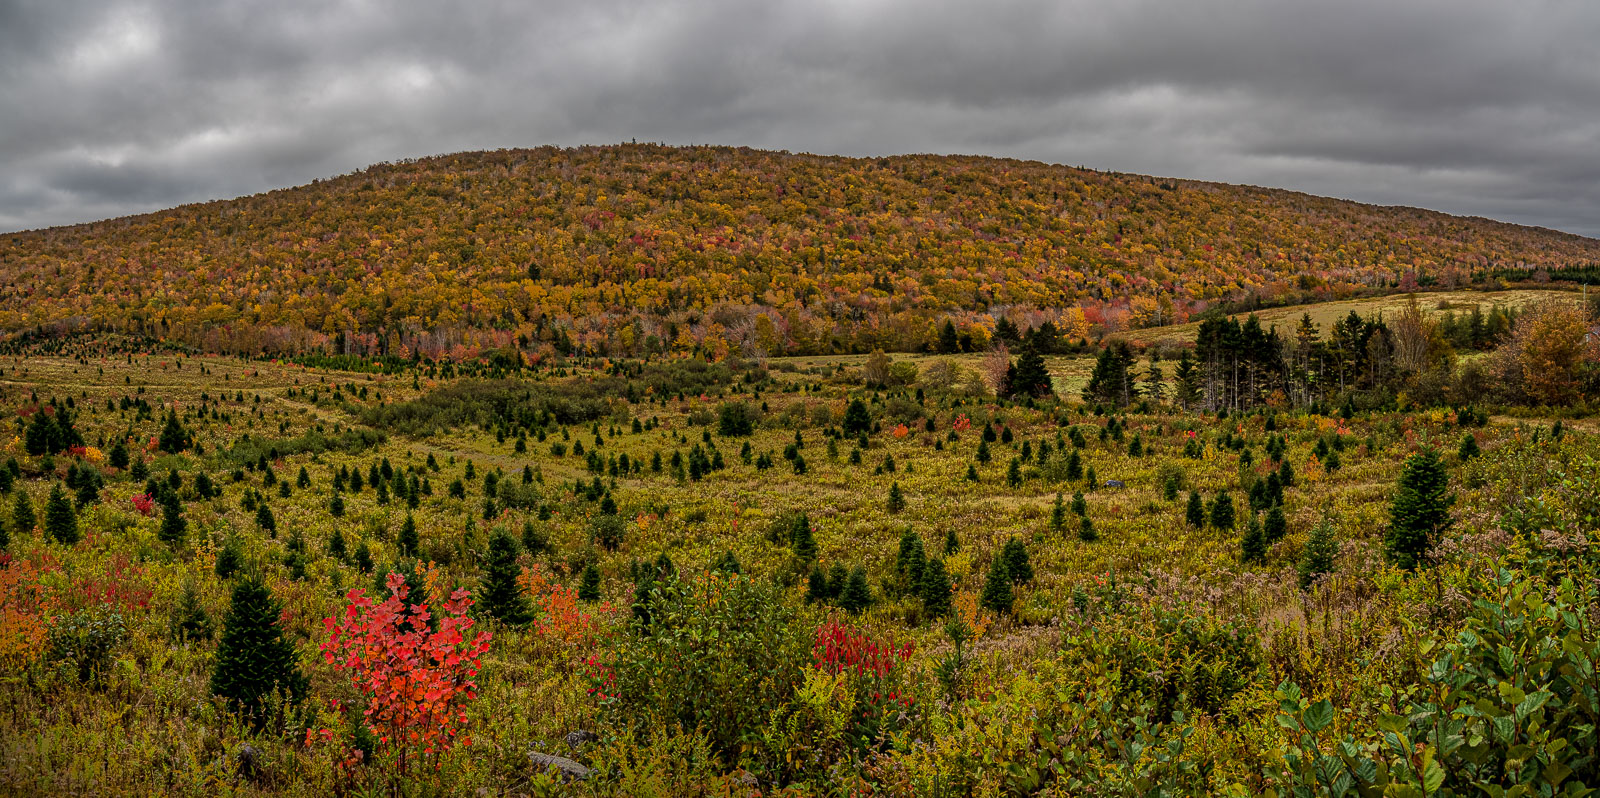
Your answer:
2,0 -> 1597,236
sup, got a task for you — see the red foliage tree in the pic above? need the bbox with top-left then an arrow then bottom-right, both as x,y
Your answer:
321,571 -> 493,773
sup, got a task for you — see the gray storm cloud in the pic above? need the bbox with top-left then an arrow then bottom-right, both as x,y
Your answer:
2,0 -> 1597,235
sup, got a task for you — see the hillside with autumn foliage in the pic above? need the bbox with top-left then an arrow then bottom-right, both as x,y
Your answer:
2,144 -> 1597,360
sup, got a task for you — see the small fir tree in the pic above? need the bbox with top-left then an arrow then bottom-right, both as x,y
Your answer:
45,483 -> 78,544
211,573 -> 307,720
479,529 -> 532,625
979,555 -> 1014,614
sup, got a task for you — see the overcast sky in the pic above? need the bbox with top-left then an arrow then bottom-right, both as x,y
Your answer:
2,0 -> 1597,236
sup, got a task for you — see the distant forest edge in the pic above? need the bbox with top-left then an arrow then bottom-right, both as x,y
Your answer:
2,144 -> 1598,360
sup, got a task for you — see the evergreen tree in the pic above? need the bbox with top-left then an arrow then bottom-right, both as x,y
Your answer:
578,562 -> 602,601
805,565 -> 829,604
1241,513 -> 1266,564
215,537 -> 244,579
979,555 -> 1014,614
329,493 -> 345,517
158,489 -> 186,547
158,411 -> 190,454
211,574 -> 307,720
1299,519 -> 1338,589
1008,344 -> 1053,398
1082,343 -> 1139,407
1078,515 -> 1097,542
920,557 -> 952,620
1185,491 -> 1205,527
887,482 -> 906,513
825,563 -> 849,600
479,529 -> 532,625
1006,458 -> 1022,487
1065,448 -> 1082,481
965,463 -> 979,482
1263,504 -> 1288,544
1385,449 -> 1453,570
328,528 -> 347,561
45,483 -> 78,544
398,514 -> 420,558
894,528 -> 926,593
1049,493 -> 1067,535
841,399 -> 873,436
1458,433 -> 1480,461
171,580 -> 213,642
255,503 -> 276,536
1209,491 -> 1236,530
790,512 -> 818,562
838,567 -> 873,614
1000,538 -> 1033,583
353,542 -> 374,574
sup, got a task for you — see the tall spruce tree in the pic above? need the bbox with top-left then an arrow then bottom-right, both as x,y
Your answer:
211,574 -> 307,720
1241,513 -> 1267,564
12,490 -> 35,536
1209,491 -> 1236,530
158,489 -> 186,546
1385,450 -> 1453,570
838,566 -> 873,614
1185,491 -> 1205,527
398,514 -> 420,558
479,529 -> 532,625
1000,538 -> 1033,584
979,555 -> 1014,614
920,557 -> 952,619
1008,344 -> 1053,398
1299,519 -> 1338,589
44,483 -> 78,544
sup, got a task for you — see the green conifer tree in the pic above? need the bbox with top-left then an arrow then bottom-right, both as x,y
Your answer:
1299,519 -> 1338,589
920,557 -> 952,619
805,564 -> 829,604
45,483 -> 78,544
479,529 -> 532,625
1209,491 -> 1235,530
211,574 -> 307,720
1241,513 -> 1266,564
1000,537 -> 1033,584
979,555 -> 1014,614
838,566 -> 873,614
158,489 -> 186,547
10,491 -> 33,537
1186,491 -> 1205,527
398,514 -> 420,558
1385,450 -> 1453,570
215,537 -> 244,579
578,561 -> 602,601
1263,504 -> 1288,543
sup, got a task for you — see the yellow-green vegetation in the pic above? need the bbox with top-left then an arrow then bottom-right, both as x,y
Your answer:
1119,288 -> 1574,347
0,335 -> 1597,796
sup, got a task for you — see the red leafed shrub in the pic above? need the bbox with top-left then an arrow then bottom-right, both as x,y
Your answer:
811,618 -> 915,745
320,571 -> 493,771
130,493 -> 154,517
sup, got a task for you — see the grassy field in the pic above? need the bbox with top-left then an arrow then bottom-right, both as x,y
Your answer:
0,328 -> 1595,795
1117,288 -> 1577,347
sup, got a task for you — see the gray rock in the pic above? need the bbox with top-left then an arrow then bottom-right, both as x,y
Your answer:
234,743 -> 262,782
1104,479 -> 1125,488
530,750 -> 590,781
564,728 -> 598,752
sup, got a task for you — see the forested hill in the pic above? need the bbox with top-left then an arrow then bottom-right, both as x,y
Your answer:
2,143 -> 1597,359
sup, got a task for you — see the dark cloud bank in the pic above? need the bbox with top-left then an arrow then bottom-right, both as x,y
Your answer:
2,0 -> 1597,236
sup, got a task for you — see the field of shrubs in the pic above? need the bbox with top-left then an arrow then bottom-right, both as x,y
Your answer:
0,313 -> 1597,796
